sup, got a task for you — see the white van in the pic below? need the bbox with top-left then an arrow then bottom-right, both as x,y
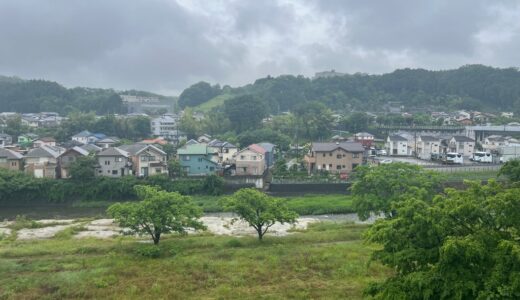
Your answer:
471,151 -> 493,163
445,152 -> 463,164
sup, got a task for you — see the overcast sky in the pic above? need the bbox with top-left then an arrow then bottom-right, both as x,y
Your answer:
1,0 -> 519,95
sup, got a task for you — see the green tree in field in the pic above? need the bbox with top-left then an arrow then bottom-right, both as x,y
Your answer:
351,163 -> 442,220
167,158 -> 184,178
365,181 -> 520,299
107,185 -> 205,245
222,188 -> 298,240
69,155 -> 97,180
498,159 -> 520,182
202,174 -> 224,196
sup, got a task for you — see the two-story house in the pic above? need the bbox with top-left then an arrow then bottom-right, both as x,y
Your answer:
177,144 -> 218,176
119,144 -> 168,177
234,144 -> 267,176
385,135 -> 409,156
24,145 -> 65,178
0,148 -> 23,171
417,136 -> 441,160
208,140 -> 238,164
304,142 -> 364,174
449,136 -> 475,157
95,147 -> 133,177
58,146 -> 89,178
95,137 -> 120,149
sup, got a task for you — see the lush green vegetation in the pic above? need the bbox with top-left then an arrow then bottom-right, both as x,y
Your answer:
0,222 -> 390,299
443,169 -> 501,182
0,169 -> 222,204
183,65 -> 520,114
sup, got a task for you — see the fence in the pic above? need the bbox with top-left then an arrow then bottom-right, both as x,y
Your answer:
423,164 -> 501,173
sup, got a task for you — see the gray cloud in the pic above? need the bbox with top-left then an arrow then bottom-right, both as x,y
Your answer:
0,0 -> 519,94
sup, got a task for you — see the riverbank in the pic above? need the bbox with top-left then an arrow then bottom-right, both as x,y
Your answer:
0,222 -> 390,299
0,194 -> 354,220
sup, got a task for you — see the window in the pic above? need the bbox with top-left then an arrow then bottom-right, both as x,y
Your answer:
252,156 -> 257,160
198,158 -> 203,162
337,154 -> 342,159
115,157 -> 122,162
210,167 -> 215,171
155,168 -> 162,173
352,163 -> 359,169
182,155 -> 190,161
112,170 -> 118,175
329,153 -> 333,156
240,155 -> 245,160
336,165 -> 341,170
104,160 -> 110,165
322,153 -> 326,157
11,161 -> 16,166
329,164 -> 332,169
352,153 -> 359,158
322,164 -> 326,169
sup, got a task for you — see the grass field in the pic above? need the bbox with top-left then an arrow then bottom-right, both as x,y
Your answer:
0,222 -> 390,299
442,169 -> 501,182
193,93 -> 233,113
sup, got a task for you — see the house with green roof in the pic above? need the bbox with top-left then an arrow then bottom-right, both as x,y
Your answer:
177,144 -> 218,176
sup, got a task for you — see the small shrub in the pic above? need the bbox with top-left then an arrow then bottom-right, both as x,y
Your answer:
225,238 -> 243,248
135,245 -> 161,258
8,215 -> 42,230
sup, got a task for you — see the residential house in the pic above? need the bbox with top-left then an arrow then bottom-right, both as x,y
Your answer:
0,148 -> 23,171
72,130 -> 106,145
0,133 -> 12,147
258,142 -> 276,168
21,116 -> 40,128
17,133 -> 38,147
304,142 -> 364,174
234,144 -> 267,176
417,136 -> 441,160
32,137 -> 56,148
449,136 -> 475,157
58,146 -> 89,178
185,139 -> 199,146
501,112 -> 514,118
140,137 -> 168,146
119,144 -> 168,177
24,145 -> 64,178
208,139 -> 238,164
385,135 -> 409,156
353,132 -> 374,148
95,137 -> 120,149
483,135 -> 508,152
177,144 -> 218,176
95,147 -> 132,177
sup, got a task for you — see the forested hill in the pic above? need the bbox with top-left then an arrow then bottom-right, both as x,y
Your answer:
180,65 -> 520,114
0,77 -> 172,115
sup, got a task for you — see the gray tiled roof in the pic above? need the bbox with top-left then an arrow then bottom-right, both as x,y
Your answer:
0,148 -> 23,159
25,145 -> 64,158
452,135 -> 475,142
97,147 -> 129,157
311,142 -> 364,153
388,135 -> 408,141
420,135 -> 440,142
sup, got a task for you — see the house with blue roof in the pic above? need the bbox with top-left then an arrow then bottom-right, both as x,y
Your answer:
177,144 -> 218,176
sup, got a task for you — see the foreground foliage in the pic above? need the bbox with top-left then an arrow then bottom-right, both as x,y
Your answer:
108,186 -> 204,244
0,223 -> 389,299
365,180 -> 520,299
351,163 -> 443,220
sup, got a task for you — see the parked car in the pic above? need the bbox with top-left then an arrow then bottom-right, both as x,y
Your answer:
377,149 -> 387,156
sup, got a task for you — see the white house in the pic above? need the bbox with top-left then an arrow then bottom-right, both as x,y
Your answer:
385,135 -> 409,156
449,136 -> 475,157
150,115 -> 178,138
417,136 -> 441,160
